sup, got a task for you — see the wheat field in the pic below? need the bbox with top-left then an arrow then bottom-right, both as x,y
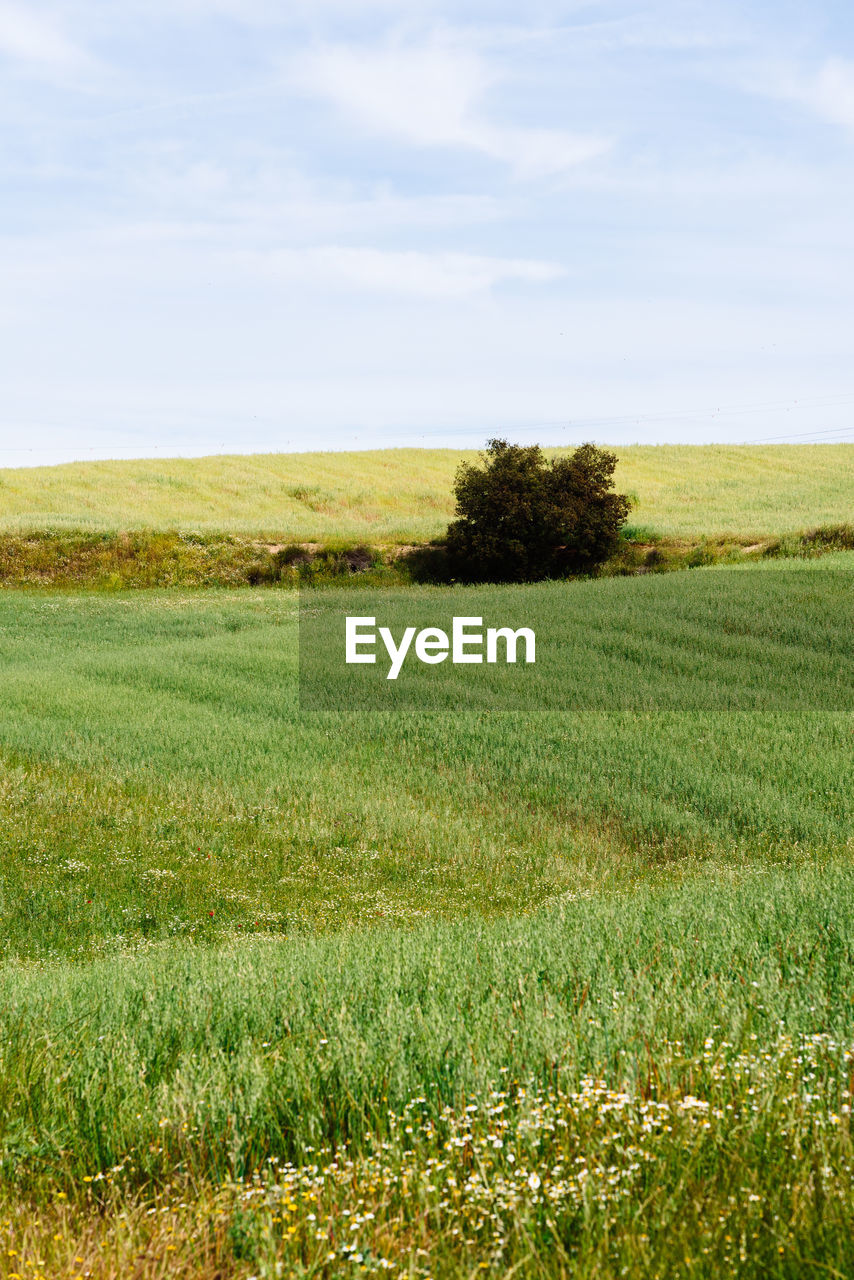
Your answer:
1,443 -> 852,539
0,564 -> 853,1277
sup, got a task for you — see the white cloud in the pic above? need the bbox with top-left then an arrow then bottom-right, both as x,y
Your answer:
251,244 -> 564,297
0,1 -> 90,70
125,149 -> 508,235
804,58 -> 854,132
288,41 -> 608,178
747,57 -> 854,135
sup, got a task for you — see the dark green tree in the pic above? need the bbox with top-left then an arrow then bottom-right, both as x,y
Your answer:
444,439 -> 630,583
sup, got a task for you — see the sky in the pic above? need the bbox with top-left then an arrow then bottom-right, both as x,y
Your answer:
1,0 -> 854,463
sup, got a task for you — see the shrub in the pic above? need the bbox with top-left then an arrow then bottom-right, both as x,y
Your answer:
765,523 -> 854,559
444,439 -> 631,583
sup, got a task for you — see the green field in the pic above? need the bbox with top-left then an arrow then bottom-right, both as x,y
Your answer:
0,556 -> 852,1277
3,871 -> 853,1279
2,443 -> 853,539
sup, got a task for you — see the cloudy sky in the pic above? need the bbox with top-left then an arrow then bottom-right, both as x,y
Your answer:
2,0 -> 854,462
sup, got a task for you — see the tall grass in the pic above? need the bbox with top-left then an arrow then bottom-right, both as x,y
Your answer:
0,570 -> 851,960
1,867 -> 852,1276
1,444 -> 852,539
0,564 -> 851,1275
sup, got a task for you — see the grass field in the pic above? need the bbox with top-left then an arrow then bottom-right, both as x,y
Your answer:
0,557 -> 852,1277
1,443 -> 853,540
0,568 -> 852,959
2,871 -> 853,1279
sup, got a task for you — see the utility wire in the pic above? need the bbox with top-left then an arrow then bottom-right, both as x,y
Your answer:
0,392 -> 852,454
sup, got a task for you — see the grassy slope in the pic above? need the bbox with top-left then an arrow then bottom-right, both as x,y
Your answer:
1,443 -> 853,539
0,567 -> 852,960
1,563 -> 852,1276
2,868 -> 852,1279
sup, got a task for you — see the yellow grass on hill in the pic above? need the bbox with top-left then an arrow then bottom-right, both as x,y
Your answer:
0,444 -> 852,541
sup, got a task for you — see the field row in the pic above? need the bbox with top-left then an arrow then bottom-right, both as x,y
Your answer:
0,571 -> 851,959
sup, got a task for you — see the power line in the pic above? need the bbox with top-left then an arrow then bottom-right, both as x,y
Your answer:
0,391 -> 853,455
738,426 -> 854,445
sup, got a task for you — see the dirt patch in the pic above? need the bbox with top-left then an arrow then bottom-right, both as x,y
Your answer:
255,542 -> 322,555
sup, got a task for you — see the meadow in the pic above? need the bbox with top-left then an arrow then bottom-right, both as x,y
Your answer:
1,443 -> 853,540
0,569 -> 852,959
0,555 -> 852,1277
2,870 -> 853,1279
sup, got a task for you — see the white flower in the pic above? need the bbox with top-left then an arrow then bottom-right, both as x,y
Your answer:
528,1172 -> 541,1191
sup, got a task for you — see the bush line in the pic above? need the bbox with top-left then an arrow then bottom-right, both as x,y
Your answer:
0,524 -> 852,589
